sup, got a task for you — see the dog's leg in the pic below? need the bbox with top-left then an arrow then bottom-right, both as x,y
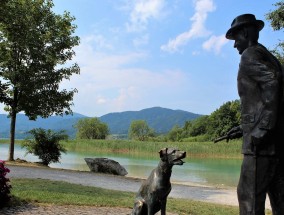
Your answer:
147,206 -> 155,215
160,198 -> 167,215
131,199 -> 144,215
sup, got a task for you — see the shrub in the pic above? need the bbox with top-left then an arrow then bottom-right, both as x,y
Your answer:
0,160 -> 11,207
22,128 -> 68,166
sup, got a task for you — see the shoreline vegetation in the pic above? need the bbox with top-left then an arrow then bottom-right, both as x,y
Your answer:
61,139 -> 243,159
0,138 -> 243,159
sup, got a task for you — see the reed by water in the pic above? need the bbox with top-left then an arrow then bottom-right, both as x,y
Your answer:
61,139 -> 243,159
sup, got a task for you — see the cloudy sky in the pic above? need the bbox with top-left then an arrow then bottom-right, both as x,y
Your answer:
47,0 -> 282,117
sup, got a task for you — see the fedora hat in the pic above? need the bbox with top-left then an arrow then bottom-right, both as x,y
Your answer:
226,14 -> 264,40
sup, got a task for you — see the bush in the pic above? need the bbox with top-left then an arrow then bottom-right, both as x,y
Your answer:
0,160 -> 11,207
22,128 -> 68,166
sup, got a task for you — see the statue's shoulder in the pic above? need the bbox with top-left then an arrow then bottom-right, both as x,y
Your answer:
242,44 -> 270,62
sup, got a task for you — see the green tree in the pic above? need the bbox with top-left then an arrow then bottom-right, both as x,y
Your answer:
128,120 -> 155,141
207,100 -> 241,139
74,118 -> 109,139
266,1 -> 284,64
182,121 -> 192,136
22,128 -> 68,166
189,115 -> 209,137
167,125 -> 183,142
0,0 -> 80,161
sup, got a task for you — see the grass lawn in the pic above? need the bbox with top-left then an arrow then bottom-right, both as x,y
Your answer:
9,178 -> 243,215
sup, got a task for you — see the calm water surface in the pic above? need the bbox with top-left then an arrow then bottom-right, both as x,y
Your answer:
0,143 -> 242,188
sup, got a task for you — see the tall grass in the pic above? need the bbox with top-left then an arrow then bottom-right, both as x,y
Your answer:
61,139 -> 242,159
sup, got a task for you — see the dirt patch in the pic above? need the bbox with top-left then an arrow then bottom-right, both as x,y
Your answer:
5,158 -> 47,168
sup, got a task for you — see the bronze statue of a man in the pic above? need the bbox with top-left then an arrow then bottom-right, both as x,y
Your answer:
226,14 -> 284,215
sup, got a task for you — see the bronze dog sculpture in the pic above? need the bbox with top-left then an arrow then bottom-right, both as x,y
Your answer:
131,148 -> 186,215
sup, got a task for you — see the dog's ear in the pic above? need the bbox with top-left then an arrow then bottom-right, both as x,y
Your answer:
159,148 -> 168,160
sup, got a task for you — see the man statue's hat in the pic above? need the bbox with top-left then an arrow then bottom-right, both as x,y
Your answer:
226,14 -> 264,40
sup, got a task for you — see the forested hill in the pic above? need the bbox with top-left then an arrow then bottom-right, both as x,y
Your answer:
0,107 -> 202,139
99,107 -> 202,134
0,113 -> 87,139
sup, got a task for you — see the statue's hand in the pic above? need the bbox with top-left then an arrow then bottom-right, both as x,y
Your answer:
227,126 -> 243,141
227,126 -> 242,135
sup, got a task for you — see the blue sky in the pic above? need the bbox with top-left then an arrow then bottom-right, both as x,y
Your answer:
38,1 -> 282,116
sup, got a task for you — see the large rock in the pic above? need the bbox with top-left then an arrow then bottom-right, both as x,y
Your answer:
84,158 -> 128,176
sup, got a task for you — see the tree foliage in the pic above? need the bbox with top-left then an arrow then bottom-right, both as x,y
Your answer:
166,100 -> 241,141
128,120 -> 155,141
167,125 -> 183,142
207,100 -> 241,139
189,116 -> 210,137
0,0 -> 80,160
266,1 -> 284,64
22,128 -> 68,166
74,118 -> 109,139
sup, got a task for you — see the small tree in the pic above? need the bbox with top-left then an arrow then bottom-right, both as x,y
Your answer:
0,160 -> 11,208
22,128 -> 68,166
128,120 -> 155,141
0,0 -> 80,161
74,118 -> 109,139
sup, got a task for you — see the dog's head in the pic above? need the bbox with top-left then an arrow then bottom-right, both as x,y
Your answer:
159,148 -> 186,165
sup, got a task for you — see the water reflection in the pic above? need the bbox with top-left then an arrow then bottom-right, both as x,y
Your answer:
0,143 -> 241,187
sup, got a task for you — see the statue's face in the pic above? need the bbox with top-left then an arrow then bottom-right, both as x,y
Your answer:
233,28 -> 249,55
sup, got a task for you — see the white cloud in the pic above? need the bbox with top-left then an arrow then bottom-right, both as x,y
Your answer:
96,96 -> 107,105
202,34 -> 228,54
126,0 -> 166,32
161,0 -> 216,52
63,36 -> 190,116
84,34 -> 113,51
133,34 -> 149,47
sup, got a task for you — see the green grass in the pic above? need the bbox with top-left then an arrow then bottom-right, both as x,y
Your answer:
9,178 -> 245,215
61,139 -> 243,159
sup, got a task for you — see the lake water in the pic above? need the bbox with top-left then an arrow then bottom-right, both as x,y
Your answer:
0,143 -> 242,188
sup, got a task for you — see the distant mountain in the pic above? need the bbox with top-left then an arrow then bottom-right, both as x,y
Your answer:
0,107 -> 202,139
100,107 -> 202,134
0,113 -> 87,139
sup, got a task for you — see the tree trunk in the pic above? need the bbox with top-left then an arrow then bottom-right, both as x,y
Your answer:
8,109 -> 17,161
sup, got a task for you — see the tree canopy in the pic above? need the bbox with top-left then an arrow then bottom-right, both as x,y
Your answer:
266,1 -> 284,64
128,120 -> 155,141
0,0 -> 80,160
167,100 -> 241,141
74,118 -> 109,139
